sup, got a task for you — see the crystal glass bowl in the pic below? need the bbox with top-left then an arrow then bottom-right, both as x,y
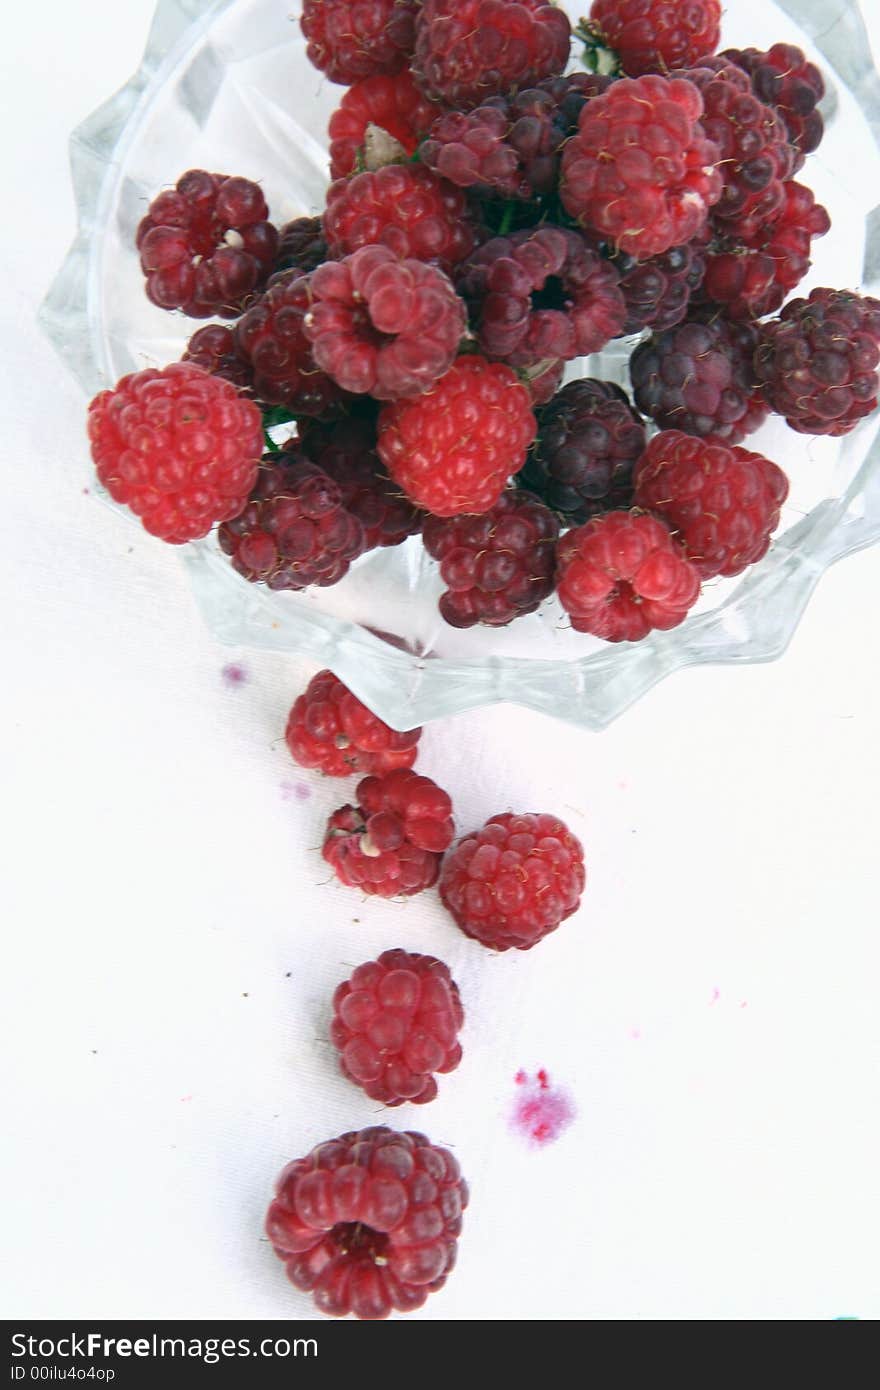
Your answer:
42,0 -> 880,729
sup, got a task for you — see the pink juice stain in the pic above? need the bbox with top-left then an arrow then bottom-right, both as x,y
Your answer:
221,663 -> 248,687
511,1069 -> 575,1148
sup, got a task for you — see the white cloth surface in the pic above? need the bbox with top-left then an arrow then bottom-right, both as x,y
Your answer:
2,0 -> 880,1322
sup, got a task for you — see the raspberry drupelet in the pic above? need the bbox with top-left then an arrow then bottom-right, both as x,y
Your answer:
86,363 -> 263,544
303,246 -> 466,400
422,490 -> 559,628
755,288 -> 880,436
520,378 -> 646,523
323,769 -> 455,897
613,241 -> 708,335
266,1126 -> 467,1319
323,164 -> 475,271
560,75 -> 723,260
273,216 -> 329,277
633,430 -> 790,579
587,0 -> 722,78
234,271 -> 348,418
722,43 -> 825,167
181,323 -> 254,394
555,510 -> 702,642
376,355 -> 538,517
300,414 -> 423,550
218,450 -> 365,589
629,315 -> 768,444
439,813 -> 585,951
300,0 -> 419,85
285,669 -> 421,778
136,170 -> 278,318
413,0 -> 571,108
457,227 -> 627,368
328,72 -> 444,181
331,950 -> 464,1105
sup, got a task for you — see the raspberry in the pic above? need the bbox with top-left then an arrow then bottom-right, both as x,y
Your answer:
377,355 -> 537,517
234,271 -> 347,417
267,1126 -> 466,1318
87,363 -> 262,544
285,670 -> 421,778
722,43 -> 825,167
614,241 -> 707,335
633,430 -> 789,578
413,0 -> 571,108
300,0 -> 418,85
521,357 -> 566,408
323,769 -> 455,897
439,812 -> 585,952
755,288 -> 880,437
555,510 -> 702,641
520,378 -> 646,523
274,216 -> 328,276
457,227 -> 626,368
560,75 -> 722,259
300,415 -> 423,549
422,490 -> 559,627
135,170 -> 278,318
218,450 -> 364,588
587,0 -> 721,78
629,315 -> 768,444
679,64 -> 796,238
699,182 -> 831,321
331,950 -> 464,1105
304,247 -> 466,400
181,324 -> 254,393
328,72 -> 444,181
323,164 -> 475,270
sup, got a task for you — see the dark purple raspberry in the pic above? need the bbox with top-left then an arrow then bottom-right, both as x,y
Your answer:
722,43 -> 825,167
234,271 -> 348,418
218,450 -> 365,589
755,288 -> 880,437
520,378 -> 645,523
181,324 -> 254,394
300,414 -> 423,549
613,242 -> 707,335
273,216 -> 328,277
630,315 -> 769,444
136,170 -> 278,318
422,490 -> 559,627
457,227 -> 626,368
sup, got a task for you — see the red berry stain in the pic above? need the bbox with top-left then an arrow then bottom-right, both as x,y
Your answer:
221,663 -> 248,687
281,779 -> 311,802
511,1069 -> 575,1147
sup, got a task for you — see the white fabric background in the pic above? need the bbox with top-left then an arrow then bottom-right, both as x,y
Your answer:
2,0 -> 879,1322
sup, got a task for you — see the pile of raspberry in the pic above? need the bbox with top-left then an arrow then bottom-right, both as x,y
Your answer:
87,0 -> 880,648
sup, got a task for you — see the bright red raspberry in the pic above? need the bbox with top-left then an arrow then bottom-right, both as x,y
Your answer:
423,490 -> 559,627
457,227 -> 626,367
629,315 -> 768,444
181,323 -> 254,393
328,72 -> 444,180
300,0 -> 418,85
633,430 -> 789,578
323,164 -> 475,270
323,769 -> 455,897
587,0 -> 721,77
700,182 -> 831,321
377,356 -> 537,517
613,241 -> 707,335
135,170 -> 278,318
678,64 -> 795,239
439,812 -> 585,952
331,950 -> 464,1105
266,1126 -> 467,1318
87,363 -> 262,544
722,43 -> 825,167
300,414 -> 423,549
519,378 -> 646,523
218,451 -> 364,589
560,75 -> 722,259
413,0 -> 571,108
304,247 -> 466,400
234,271 -> 347,417
285,670 -> 421,778
755,289 -> 880,437
555,510 -> 702,641
274,216 -> 328,276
